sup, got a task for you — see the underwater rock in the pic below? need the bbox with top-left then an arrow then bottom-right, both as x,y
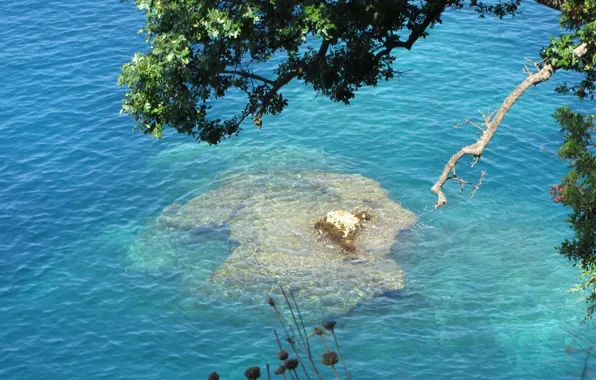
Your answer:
130,171 -> 416,316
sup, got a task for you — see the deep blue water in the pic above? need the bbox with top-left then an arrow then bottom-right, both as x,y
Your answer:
1,1 -> 595,379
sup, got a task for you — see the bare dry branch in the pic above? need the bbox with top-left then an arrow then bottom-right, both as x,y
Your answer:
454,118 -> 485,133
471,155 -> 481,167
431,43 -> 588,208
477,108 -> 496,129
524,57 -> 543,72
444,169 -> 485,199
523,65 -> 533,76
470,171 -> 486,199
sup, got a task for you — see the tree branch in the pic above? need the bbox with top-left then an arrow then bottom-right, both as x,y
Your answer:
316,39 -> 331,61
252,39 -> 331,128
375,0 -> 448,59
251,70 -> 300,128
221,70 -> 275,85
431,43 -> 588,208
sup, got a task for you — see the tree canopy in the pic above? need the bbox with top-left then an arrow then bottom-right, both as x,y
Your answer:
118,0 -> 520,144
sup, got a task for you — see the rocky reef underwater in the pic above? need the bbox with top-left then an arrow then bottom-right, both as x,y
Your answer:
129,168 -> 415,316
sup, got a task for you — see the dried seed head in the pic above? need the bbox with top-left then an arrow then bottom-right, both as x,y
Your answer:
267,296 -> 276,309
244,366 -> 261,379
274,365 -> 286,375
277,350 -> 289,361
323,321 -> 336,332
284,358 -> 299,370
285,336 -> 295,345
312,327 -> 329,336
208,372 -> 220,380
321,352 -> 339,366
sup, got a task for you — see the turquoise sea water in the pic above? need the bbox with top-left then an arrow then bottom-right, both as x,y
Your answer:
2,1 -> 595,378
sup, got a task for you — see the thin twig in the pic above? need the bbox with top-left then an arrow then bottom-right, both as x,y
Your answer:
470,171 -> 486,199
564,322 -> 596,346
471,155 -> 481,167
561,326 -> 596,360
524,57 -> 543,71
454,118 -> 485,133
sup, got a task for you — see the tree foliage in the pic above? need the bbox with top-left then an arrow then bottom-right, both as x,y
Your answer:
119,0 -> 520,144
537,0 -> 596,319
544,0 -> 596,100
553,107 -> 596,317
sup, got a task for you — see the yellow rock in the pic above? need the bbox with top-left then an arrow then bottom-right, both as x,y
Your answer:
324,210 -> 361,237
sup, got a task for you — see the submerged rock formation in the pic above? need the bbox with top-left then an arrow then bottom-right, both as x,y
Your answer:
130,171 -> 416,315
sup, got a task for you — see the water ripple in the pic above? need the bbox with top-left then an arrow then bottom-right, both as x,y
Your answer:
0,0 -> 593,379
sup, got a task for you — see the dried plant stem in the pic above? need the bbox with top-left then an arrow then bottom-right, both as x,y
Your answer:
304,351 -> 321,379
290,340 -> 313,379
290,290 -> 311,356
319,335 -> 330,353
275,330 -> 312,380
330,365 -> 341,380
282,287 -> 319,376
318,336 -> 333,379
281,287 -> 307,348
267,364 -> 271,380
272,306 -> 294,348
274,330 -> 284,351
270,292 -> 322,380
319,335 -> 341,380
272,312 -> 314,379
331,331 -> 351,380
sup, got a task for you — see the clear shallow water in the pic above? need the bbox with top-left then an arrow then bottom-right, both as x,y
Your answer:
1,1 -> 594,379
